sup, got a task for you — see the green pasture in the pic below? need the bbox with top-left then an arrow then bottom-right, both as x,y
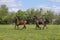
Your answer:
0,25 -> 60,40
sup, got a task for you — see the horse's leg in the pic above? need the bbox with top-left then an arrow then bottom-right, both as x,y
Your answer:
24,24 -> 26,29
35,22 -> 38,29
21,25 -> 26,30
43,26 -> 45,29
17,25 -> 19,29
21,22 -> 26,30
15,25 -> 16,29
45,24 -> 48,29
15,24 -> 19,30
15,23 -> 17,29
43,23 -> 48,29
36,22 -> 41,30
39,24 -> 41,30
43,22 -> 45,29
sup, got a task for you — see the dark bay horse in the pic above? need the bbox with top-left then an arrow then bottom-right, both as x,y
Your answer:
38,18 -> 49,29
33,19 -> 48,30
33,16 -> 49,30
15,16 -> 27,29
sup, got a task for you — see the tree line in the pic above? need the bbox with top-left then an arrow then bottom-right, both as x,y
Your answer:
0,4 -> 60,24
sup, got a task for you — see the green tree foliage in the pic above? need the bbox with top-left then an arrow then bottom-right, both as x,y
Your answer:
0,4 -> 8,24
0,4 -> 8,17
46,10 -> 54,22
17,10 -> 27,20
54,14 -> 60,24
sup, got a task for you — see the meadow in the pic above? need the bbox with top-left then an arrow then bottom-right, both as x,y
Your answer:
0,24 -> 60,40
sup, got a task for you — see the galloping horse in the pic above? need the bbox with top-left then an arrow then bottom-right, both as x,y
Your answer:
15,16 -> 27,29
33,16 -> 49,29
38,18 -> 49,29
32,16 -> 41,29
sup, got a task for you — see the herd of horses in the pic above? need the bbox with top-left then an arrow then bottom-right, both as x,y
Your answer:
14,16 -> 49,30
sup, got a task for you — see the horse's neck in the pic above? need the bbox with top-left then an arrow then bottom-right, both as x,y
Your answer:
16,18 -> 20,22
17,18 -> 19,20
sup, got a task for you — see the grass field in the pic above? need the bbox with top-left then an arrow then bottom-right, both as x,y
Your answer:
0,24 -> 60,40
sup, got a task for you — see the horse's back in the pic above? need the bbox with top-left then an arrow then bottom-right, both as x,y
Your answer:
18,20 -> 27,25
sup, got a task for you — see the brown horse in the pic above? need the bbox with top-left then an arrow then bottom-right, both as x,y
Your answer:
15,16 -> 27,30
33,17 -> 49,30
38,19 -> 48,29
